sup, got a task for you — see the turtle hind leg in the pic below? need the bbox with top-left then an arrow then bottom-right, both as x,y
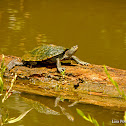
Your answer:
56,58 -> 65,73
7,59 -> 23,70
71,55 -> 89,65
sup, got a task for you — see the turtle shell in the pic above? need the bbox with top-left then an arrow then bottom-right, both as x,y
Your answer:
22,44 -> 67,61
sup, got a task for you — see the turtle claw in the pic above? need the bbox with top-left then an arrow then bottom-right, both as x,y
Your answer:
57,67 -> 66,73
79,61 -> 90,66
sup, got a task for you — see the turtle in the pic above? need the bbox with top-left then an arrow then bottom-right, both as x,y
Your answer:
7,44 -> 89,73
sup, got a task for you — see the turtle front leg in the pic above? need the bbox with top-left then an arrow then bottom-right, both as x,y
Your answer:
56,58 -> 65,73
71,55 -> 89,65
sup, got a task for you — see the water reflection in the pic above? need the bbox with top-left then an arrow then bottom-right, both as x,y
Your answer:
36,34 -> 48,45
8,8 -> 25,31
22,96 -> 60,115
0,0 -> 50,55
3,93 -> 124,126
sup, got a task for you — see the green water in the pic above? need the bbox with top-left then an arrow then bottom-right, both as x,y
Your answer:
0,0 -> 126,125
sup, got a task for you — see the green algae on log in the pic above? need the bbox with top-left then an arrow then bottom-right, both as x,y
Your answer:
1,55 -> 126,111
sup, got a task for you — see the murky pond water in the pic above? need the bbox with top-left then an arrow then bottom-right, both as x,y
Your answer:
0,0 -> 126,126
4,93 -> 124,126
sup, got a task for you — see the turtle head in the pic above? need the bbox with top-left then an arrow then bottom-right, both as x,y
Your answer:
62,45 -> 78,60
70,45 -> 78,52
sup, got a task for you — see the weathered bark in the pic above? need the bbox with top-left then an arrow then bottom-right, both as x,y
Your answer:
1,55 -> 126,111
